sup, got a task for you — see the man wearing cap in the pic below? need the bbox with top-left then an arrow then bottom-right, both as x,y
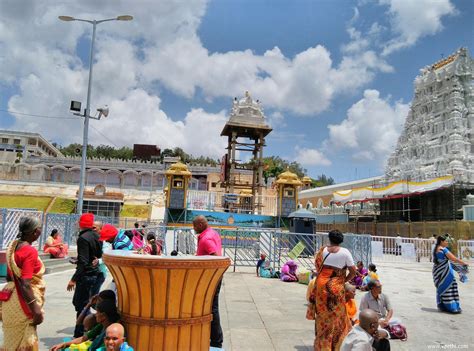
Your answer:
99,224 -> 133,250
68,213 -> 103,337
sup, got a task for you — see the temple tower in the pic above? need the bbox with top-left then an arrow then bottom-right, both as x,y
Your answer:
276,169 -> 302,217
385,48 -> 474,183
165,162 -> 192,210
221,91 -> 272,214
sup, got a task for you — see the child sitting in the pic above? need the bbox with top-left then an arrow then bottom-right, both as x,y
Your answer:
360,263 -> 379,291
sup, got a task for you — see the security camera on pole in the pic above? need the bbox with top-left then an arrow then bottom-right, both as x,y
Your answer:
59,14 -> 133,214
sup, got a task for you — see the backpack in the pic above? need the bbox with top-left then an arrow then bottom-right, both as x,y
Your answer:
385,323 -> 407,341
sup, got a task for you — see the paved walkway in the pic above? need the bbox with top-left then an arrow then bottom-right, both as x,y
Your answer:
1,261 -> 473,350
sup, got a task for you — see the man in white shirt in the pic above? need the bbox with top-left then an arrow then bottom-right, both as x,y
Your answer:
341,309 -> 380,351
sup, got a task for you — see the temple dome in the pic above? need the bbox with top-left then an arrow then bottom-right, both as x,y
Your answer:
165,162 -> 192,177
276,169 -> 302,186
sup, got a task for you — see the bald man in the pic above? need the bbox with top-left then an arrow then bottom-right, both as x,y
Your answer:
193,215 -> 223,348
341,309 -> 391,351
104,323 -> 134,351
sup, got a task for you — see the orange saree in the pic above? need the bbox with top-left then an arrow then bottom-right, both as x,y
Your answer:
314,247 -> 351,351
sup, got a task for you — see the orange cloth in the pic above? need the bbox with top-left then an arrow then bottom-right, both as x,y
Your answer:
346,299 -> 359,325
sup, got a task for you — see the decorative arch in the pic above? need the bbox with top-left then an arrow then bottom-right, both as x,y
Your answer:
317,198 -> 324,209
87,168 -> 106,186
123,170 -> 139,187
106,169 -> 122,188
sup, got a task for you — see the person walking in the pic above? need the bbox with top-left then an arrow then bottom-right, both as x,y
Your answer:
312,229 -> 357,350
193,215 -> 223,349
67,213 -> 103,337
433,235 -> 468,314
1,216 -> 45,351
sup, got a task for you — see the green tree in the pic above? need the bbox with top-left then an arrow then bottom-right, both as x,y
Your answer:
311,174 -> 335,187
262,156 -> 307,182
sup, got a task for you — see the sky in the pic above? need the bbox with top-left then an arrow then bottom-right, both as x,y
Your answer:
0,0 -> 473,183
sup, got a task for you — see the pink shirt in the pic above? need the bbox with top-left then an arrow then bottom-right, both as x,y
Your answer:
196,227 -> 222,256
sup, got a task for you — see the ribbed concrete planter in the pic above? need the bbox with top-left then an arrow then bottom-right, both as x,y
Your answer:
103,251 -> 230,351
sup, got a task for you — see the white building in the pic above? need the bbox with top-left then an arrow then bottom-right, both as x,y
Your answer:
0,129 -> 63,163
385,48 -> 474,184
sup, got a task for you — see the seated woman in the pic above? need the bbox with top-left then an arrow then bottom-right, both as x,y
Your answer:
259,260 -> 278,278
143,232 -> 161,255
43,229 -> 69,258
50,300 -> 120,351
351,261 -> 368,288
280,260 -> 298,282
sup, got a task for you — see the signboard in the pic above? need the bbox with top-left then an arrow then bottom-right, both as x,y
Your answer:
288,241 -> 306,259
223,193 -> 239,204
133,144 -> 161,161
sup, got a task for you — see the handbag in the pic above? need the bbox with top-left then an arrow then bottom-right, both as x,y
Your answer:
385,323 -> 408,341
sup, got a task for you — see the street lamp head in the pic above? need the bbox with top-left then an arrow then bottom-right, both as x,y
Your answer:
59,15 -> 75,21
116,15 -> 133,21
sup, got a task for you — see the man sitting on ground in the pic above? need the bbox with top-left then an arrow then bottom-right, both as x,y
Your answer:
341,310 -> 390,351
359,280 -> 400,328
99,323 -> 134,351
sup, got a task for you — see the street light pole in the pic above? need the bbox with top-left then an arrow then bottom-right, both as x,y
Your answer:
59,15 -> 133,214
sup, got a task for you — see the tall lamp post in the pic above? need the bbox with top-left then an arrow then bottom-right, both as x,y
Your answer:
59,15 -> 133,214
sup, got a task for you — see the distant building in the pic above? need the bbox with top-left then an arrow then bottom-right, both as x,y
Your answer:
0,129 -> 63,163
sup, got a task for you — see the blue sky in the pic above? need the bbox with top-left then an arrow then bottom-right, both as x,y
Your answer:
0,0 -> 472,183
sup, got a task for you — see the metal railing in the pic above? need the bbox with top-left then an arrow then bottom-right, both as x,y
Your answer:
187,190 -> 277,215
457,240 -> 474,262
371,236 -> 438,263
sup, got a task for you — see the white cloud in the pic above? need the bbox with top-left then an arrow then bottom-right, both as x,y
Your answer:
294,147 -> 331,166
267,111 -> 286,128
142,37 -> 392,115
380,0 -> 457,56
92,90 -> 228,158
1,0 -> 395,161
326,89 -> 409,164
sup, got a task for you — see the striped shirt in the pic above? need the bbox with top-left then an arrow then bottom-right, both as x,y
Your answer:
113,230 -> 133,250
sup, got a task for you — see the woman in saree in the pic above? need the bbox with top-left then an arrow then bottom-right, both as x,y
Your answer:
432,235 -> 468,314
43,229 -> 69,258
350,261 -> 368,288
313,230 -> 356,350
1,216 -> 46,351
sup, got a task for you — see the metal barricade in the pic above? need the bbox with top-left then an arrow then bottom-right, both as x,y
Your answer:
371,235 -> 436,263
0,208 -> 44,249
457,240 -> 474,262
43,213 -> 119,247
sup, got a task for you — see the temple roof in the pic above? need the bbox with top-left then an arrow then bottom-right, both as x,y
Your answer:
165,162 -> 192,177
276,169 -> 302,186
221,91 -> 272,138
